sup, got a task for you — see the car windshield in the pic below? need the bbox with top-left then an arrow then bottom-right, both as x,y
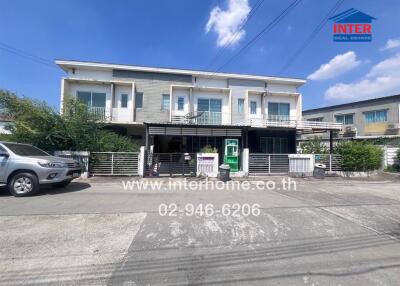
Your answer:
3,143 -> 49,156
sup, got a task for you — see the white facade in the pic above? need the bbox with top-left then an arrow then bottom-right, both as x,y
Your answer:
56,60 -> 340,131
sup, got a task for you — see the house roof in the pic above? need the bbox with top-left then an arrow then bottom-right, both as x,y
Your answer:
55,59 -> 306,87
303,94 -> 400,114
329,8 -> 376,23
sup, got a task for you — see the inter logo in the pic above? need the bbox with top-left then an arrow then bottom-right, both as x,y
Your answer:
329,8 -> 376,42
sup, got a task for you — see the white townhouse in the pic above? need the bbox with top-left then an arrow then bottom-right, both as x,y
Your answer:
56,60 -> 340,160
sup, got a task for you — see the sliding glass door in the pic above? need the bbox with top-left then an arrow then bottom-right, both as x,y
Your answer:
197,98 -> 222,124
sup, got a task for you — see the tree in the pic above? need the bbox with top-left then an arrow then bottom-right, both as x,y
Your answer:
0,90 -> 138,152
300,137 -> 328,154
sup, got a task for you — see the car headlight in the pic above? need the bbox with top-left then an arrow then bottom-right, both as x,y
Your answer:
38,161 -> 67,168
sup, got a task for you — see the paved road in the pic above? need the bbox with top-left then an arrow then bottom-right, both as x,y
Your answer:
0,176 -> 400,285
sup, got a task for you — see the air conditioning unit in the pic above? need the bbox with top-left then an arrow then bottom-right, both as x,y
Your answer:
342,126 -> 357,137
386,124 -> 400,135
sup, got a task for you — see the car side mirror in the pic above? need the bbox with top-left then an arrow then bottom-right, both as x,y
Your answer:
0,151 -> 9,158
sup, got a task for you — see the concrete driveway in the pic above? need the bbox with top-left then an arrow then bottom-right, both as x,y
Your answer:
0,176 -> 400,285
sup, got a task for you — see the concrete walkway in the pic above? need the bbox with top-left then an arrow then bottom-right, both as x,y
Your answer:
0,177 -> 399,285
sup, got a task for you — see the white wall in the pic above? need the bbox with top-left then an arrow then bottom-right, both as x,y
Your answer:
171,88 -> 190,116
113,85 -> 133,121
248,93 -> 262,119
194,77 -> 227,88
67,68 -> 113,81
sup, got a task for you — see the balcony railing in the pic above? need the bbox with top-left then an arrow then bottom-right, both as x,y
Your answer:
88,107 -> 106,121
251,116 -> 342,130
171,112 -> 341,130
172,111 -> 225,125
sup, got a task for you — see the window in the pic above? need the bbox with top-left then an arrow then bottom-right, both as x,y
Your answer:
268,102 -> 290,119
177,97 -> 184,111
135,92 -> 143,108
197,98 -> 222,124
250,101 -> 257,115
364,110 -> 388,123
237,99 -> 244,113
197,98 -> 222,112
120,94 -> 128,108
3,143 -> 49,156
161,94 -> 170,111
77,91 -> 106,108
335,114 -> 354,125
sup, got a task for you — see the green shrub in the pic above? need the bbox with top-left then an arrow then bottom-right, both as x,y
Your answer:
335,141 -> 383,172
199,145 -> 217,153
301,137 -> 328,154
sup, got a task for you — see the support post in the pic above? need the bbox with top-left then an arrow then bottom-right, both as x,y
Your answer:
329,130 -> 333,154
145,124 -> 149,151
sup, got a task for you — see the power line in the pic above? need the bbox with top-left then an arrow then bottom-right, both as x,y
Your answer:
205,0 -> 266,70
0,41 -> 57,69
214,0 -> 303,72
278,0 -> 344,75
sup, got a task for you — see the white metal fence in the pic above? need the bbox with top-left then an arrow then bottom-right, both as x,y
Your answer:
382,147 -> 399,168
90,152 -> 139,176
249,153 -> 342,175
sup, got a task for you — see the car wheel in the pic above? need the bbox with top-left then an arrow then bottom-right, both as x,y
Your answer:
52,180 -> 71,188
8,173 -> 39,197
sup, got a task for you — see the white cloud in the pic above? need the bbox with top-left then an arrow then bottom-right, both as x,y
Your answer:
307,51 -> 361,80
206,0 -> 250,47
367,53 -> 400,77
325,53 -> 400,102
380,38 -> 400,51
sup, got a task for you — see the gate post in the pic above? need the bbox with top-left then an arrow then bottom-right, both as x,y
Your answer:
268,155 -> 271,174
242,148 -> 249,175
329,154 -> 332,172
138,146 -> 145,177
111,153 -> 114,175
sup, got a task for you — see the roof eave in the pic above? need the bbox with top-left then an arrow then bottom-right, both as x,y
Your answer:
55,60 -> 306,87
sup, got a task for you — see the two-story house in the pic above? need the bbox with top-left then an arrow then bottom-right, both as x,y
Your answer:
56,60 -> 340,161
302,95 -> 400,142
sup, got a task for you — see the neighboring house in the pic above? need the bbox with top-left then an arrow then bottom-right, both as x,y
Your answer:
0,114 -> 13,135
56,60 -> 340,158
302,94 -> 400,142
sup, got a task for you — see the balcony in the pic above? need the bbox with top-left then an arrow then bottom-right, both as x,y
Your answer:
250,115 -> 342,130
172,111 -> 228,125
88,107 -> 106,121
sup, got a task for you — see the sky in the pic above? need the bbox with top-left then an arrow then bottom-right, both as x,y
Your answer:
1,0 -> 400,110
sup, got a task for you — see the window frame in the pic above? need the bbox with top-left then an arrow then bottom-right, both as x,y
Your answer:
250,101 -> 257,115
177,97 -> 185,111
76,91 -> 106,108
237,98 -> 244,113
135,92 -> 143,109
335,114 -> 354,125
161,94 -> 170,111
363,109 -> 388,124
268,102 -> 290,119
120,93 -> 128,108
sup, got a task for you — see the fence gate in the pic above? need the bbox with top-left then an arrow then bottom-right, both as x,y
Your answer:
146,153 -> 196,176
90,152 -> 139,176
249,154 -> 289,175
314,154 -> 342,174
